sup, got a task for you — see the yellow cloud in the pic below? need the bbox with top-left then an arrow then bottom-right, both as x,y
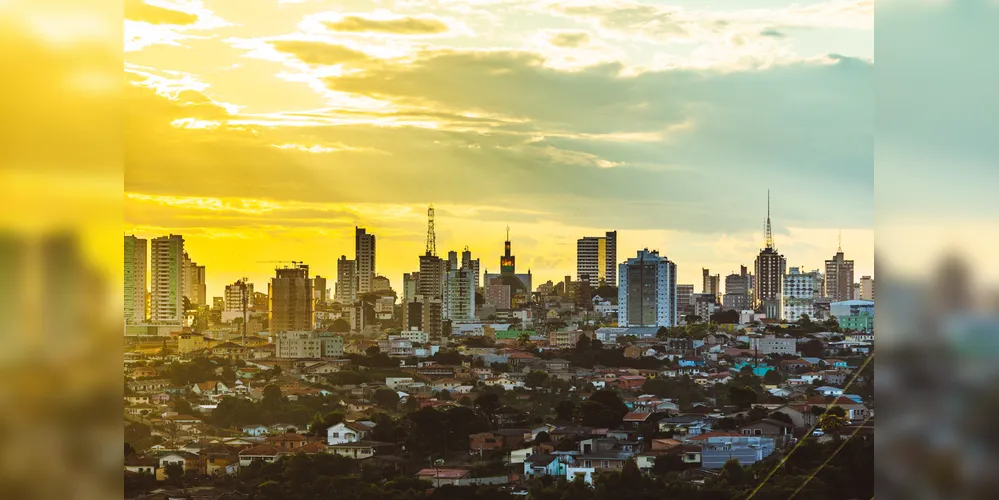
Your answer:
324,14 -> 450,35
548,30 -> 591,48
125,0 -> 198,26
269,40 -> 375,66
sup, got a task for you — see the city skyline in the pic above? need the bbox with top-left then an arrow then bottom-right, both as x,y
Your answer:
124,0 -> 873,301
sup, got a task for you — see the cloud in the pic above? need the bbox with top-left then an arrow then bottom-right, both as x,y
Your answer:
547,30 -> 591,48
323,14 -> 451,35
760,27 -> 785,38
269,40 -> 375,66
125,0 -> 198,25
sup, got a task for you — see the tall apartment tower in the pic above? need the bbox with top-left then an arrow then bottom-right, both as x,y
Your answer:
676,284 -> 695,317
860,275 -> 874,301
783,267 -> 823,322
181,252 -> 207,307
124,235 -> 147,324
617,249 -> 678,327
576,230 -> 617,287
335,255 -> 356,304
723,266 -> 751,311
150,234 -> 185,324
824,243 -> 855,302
461,247 -> 481,289
754,193 -> 787,319
355,227 -> 376,294
418,254 -> 445,299
268,263 -> 314,332
702,268 -> 721,303
313,275 -> 328,304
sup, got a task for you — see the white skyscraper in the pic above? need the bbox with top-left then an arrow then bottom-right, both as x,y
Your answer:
577,230 -> 617,287
618,249 -> 677,327
124,235 -> 147,324
150,234 -> 185,324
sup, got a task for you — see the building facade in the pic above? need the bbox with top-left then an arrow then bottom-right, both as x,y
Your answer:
723,266 -> 751,311
335,255 -> 356,304
702,269 -> 721,303
269,264 -> 314,332
676,284 -> 694,317
782,267 -> 823,322
355,227 -> 376,294
618,249 -> 678,327
150,234 -> 185,324
444,267 -> 476,323
859,276 -> 874,301
124,235 -> 147,324
824,248 -> 855,302
576,230 -> 617,287
830,300 -> 875,333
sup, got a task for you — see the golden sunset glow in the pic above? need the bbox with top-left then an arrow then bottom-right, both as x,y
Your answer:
123,0 -> 875,297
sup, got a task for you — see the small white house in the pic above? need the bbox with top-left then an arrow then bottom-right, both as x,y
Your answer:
242,424 -> 269,436
327,421 -> 371,446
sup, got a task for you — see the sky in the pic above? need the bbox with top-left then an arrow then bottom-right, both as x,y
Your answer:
123,0 -> 874,299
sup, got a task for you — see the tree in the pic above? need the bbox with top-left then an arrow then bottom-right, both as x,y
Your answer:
517,331 -> 532,346
438,390 -> 452,401
330,319 -> 351,333
535,431 -> 551,444
768,411 -> 794,425
720,459 -> 747,485
655,326 -> 669,339
125,442 -> 135,457
575,335 -> 592,350
554,400 -> 576,422
819,413 -> 848,439
474,392 -> 501,421
262,385 -> 283,409
728,386 -> 758,410
652,454 -> 687,475
373,388 -> 400,410
525,370 -> 549,390
710,309 -> 740,324
801,339 -> 824,358
828,406 -> 847,418
164,462 -> 185,486
173,399 -> 194,416
763,370 -> 783,385
366,345 -> 381,356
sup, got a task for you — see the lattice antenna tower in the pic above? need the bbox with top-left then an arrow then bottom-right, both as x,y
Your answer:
764,190 -> 775,250
426,204 -> 436,257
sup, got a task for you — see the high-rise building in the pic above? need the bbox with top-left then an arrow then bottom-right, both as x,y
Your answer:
402,272 -> 419,302
150,235 -> 185,324
461,247 -> 480,289
418,254 -> 445,299
754,194 -> 786,319
676,284 -> 695,317
483,228 -> 532,308
723,266 -> 751,311
268,263 -> 314,332
484,276 -> 512,310
444,267 -> 476,323
577,230 -> 617,287
335,255 -> 356,304
702,268 -> 721,303
783,267 -> 823,322
860,276 -> 874,301
355,227 -> 376,294
824,241 -> 855,302
314,275 -> 328,304
372,275 -> 391,293
447,250 -> 459,272
224,281 -> 252,311
181,252 -> 207,307
124,235 -> 147,324
617,249 -> 678,327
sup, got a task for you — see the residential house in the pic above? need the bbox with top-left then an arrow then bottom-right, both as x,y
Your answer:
738,419 -> 794,448
686,432 -> 776,469
658,415 -> 709,437
241,424 -> 269,437
265,433 -> 309,450
815,386 -> 844,397
327,421 -> 372,446
155,451 -> 198,480
523,454 -> 568,479
416,468 -> 471,486
191,381 -> 231,398
237,444 -> 284,467
200,444 -> 240,476
124,455 -> 158,475
130,366 -> 159,379
328,441 -> 392,460
469,429 -> 530,452
770,405 -> 818,429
